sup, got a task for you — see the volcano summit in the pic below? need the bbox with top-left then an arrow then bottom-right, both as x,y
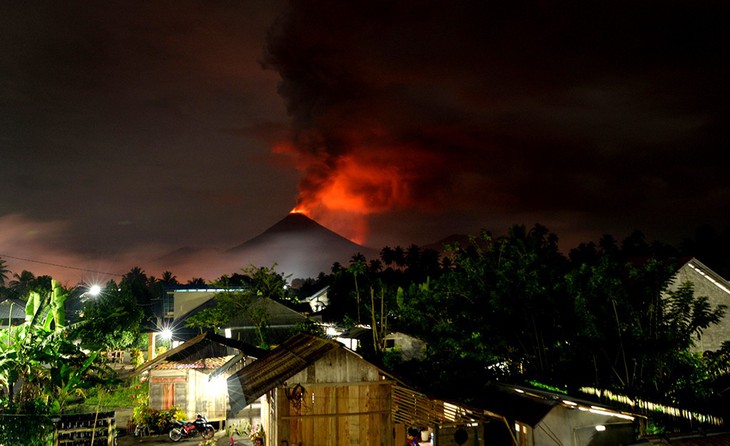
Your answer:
226,213 -> 377,280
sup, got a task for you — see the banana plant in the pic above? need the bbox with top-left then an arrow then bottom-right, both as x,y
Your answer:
0,279 -> 113,414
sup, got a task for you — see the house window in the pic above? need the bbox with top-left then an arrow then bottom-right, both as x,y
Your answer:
162,293 -> 175,317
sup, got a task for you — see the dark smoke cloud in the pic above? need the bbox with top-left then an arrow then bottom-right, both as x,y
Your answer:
265,0 -> 730,247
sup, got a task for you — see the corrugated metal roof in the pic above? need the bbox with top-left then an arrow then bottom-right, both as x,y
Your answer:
227,333 -> 403,412
130,331 -> 264,377
477,386 -> 558,427
154,356 -> 232,371
392,385 -> 509,428
227,334 -> 340,409
0,298 -> 27,319
639,433 -> 730,445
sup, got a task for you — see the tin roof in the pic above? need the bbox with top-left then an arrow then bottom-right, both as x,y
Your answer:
478,385 -> 558,427
227,334 -> 338,409
0,298 -> 27,320
131,331 -> 264,377
154,356 -> 232,372
639,432 -> 730,445
227,333 -> 398,412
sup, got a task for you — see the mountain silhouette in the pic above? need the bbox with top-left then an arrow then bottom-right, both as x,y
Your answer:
226,213 -> 377,280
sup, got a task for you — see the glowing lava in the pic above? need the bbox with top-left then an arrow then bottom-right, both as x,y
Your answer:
289,206 -> 310,216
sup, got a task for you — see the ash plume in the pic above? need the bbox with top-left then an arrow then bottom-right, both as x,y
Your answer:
264,0 -> 730,247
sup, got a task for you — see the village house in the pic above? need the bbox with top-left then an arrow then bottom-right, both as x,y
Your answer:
224,333 -> 641,446
300,286 -> 329,313
476,385 -> 637,446
158,285 -> 311,347
226,333 -> 399,445
667,257 -> 730,352
131,331 -> 264,423
0,297 -> 25,328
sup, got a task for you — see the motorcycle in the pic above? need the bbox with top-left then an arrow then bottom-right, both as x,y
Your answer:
168,414 -> 215,442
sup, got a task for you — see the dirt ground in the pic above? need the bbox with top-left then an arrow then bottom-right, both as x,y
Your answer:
116,430 -> 254,446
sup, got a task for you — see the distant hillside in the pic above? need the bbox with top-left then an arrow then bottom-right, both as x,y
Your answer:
226,213 -> 378,280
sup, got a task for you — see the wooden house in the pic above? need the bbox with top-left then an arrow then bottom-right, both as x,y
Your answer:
131,332 -> 264,422
0,298 -> 25,328
225,333 -> 531,446
475,385 -> 637,446
667,257 -> 730,352
226,333 -> 403,446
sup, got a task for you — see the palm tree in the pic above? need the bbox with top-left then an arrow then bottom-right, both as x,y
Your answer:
348,253 -> 367,323
187,277 -> 206,286
160,271 -> 179,286
0,258 -> 10,287
9,270 -> 36,298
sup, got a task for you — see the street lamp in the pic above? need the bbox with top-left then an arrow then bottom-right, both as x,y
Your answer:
160,328 -> 173,342
158,327 -> 174,353
88,284 -> 101,297
79,283 -> 102,301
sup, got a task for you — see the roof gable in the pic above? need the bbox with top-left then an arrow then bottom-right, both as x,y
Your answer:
131,331 -> 264,377
675,258 -> 730,296
227,333 -> 398,412
228,297 -> 308,326
176,296 -> 307,328
0,298 -> 26,319
478,386 -> 558,426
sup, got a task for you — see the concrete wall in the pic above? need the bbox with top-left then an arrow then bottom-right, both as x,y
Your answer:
536,406 -> 634,446
669,261 -> 730,352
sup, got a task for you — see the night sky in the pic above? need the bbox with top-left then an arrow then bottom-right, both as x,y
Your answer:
1,0 -> 729,283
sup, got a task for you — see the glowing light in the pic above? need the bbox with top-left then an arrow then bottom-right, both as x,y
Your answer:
208,376 -> 227,396
88,284 -> 101,296
588,408 -> 634,421
289,206 -> 310,216
160,328 -> 173,341
595,425 -> 606,432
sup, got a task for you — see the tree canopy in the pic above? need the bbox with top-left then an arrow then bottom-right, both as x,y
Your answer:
1,223 -> 728,424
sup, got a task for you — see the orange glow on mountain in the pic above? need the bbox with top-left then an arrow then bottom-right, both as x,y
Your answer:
289,206 -> 310,216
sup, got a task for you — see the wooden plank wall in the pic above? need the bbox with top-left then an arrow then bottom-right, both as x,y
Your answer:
277,382 -> 392,446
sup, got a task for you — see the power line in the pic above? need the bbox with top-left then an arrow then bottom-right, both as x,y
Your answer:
0,253 -> 123,277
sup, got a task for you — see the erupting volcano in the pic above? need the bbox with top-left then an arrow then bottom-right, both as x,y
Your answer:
275,140 -> 429,246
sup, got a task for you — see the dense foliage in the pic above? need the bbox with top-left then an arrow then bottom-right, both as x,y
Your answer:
71,281 -> 145,351
1,223 -> 729,432
185,265 -> 292,348
0,280 -> 117,444
305,226 -> 729,416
